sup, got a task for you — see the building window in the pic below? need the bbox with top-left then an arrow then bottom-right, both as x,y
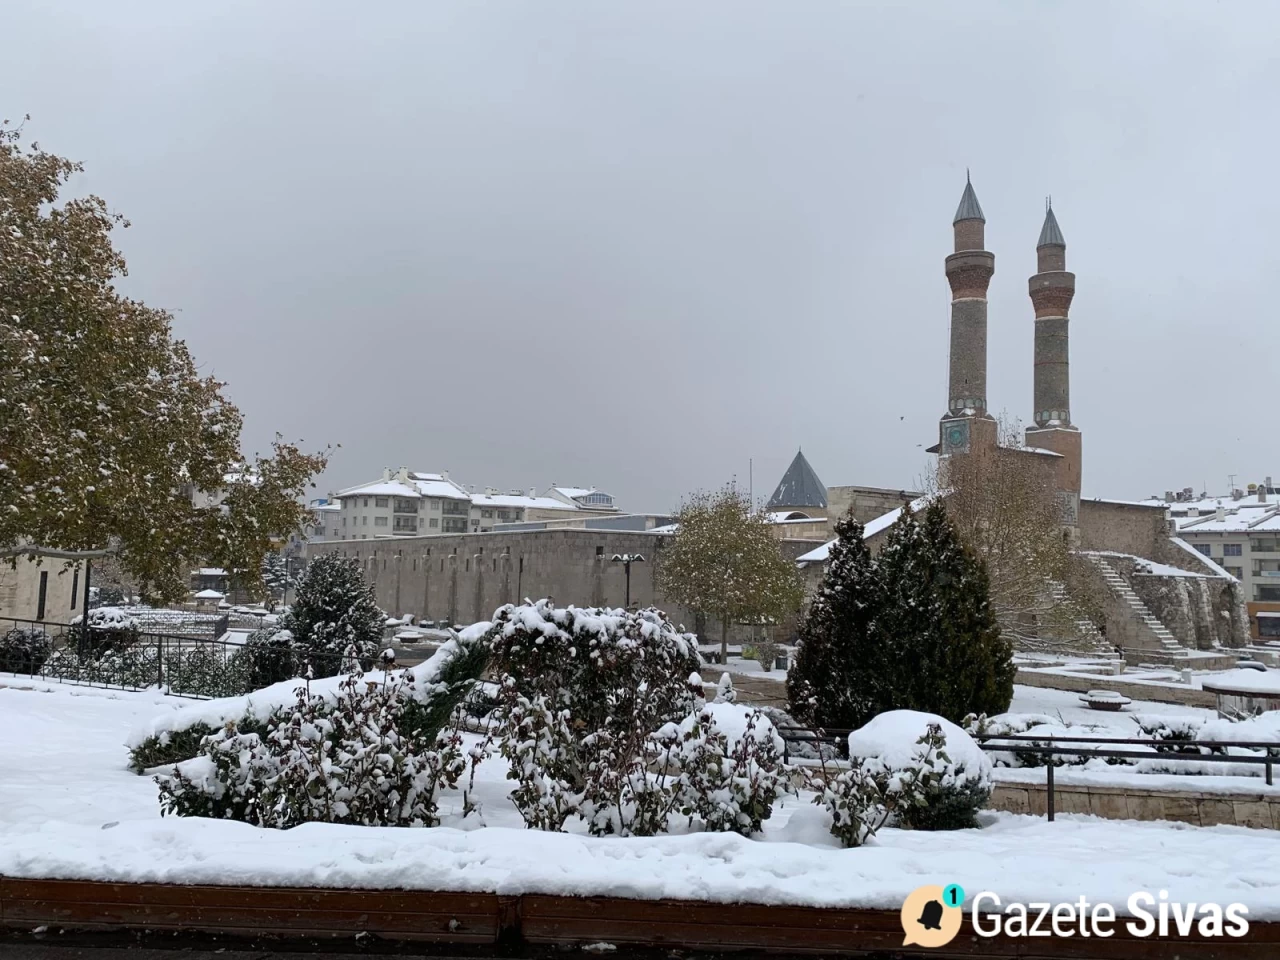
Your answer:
429,518 -> 439,528
1251,537 -> 1280,554
36,571 -> 48,621
394,498 -> 417,513
1260,616 -> 1280,639
481,509 -> 494,519
363,516 -> 368,526
1256,584 -> 1280,602
1223,543 -> 1243,557
375,516 -> 389,527
363,498 -> 369,508
375,497 -> 389,508
431,500 -> 440,511
1225,566 -> 1243,579
342,517 -> 347,527
1193,543 -> 1211,557
393,516 -> 417,532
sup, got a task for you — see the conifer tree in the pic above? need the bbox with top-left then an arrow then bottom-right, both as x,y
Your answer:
280,554 -> 384,676
875,502 -> 1014,723
786,515 -> 884,728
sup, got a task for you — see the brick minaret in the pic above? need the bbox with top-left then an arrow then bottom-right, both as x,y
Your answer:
1025,200 -> 1082,523
939,175 -> 997,456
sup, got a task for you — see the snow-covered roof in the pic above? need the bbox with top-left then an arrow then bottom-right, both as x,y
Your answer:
337,474 -> 471,502
192,567 -> 227,577
553,486 -> 597,499
192,589 -> 225,599
472,493 -> 577,511
336,480 -> 421,499
797,494 -> 933,564
1177,506 -> 1280,534
314,502 -> 341,513
1147,492 -> 1277,513
1021,447 -> 1064,458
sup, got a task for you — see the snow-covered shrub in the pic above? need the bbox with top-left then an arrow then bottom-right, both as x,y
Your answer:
69,606 -> 140,658
848,710 -> 992,831
278,554 -> 384,677
676,703 -> 787,836
752,639 -> 780,672
130,625 -> 492,772
0,627 -> 52,674
238,626 -> 300,689
157,665 -> 467,827
714,672 -> 736,703
1133,715 -> 1210,754
164,643 -> 248,699
42,643 -> 159,688
489,600 -> 703,836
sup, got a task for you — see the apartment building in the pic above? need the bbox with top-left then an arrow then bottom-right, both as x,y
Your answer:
1162,482 -> 1280,640
333,468 -> 587,540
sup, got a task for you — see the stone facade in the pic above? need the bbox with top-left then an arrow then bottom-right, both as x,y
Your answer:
0,556 -> 83,623
823,485 -> 917,530
306,529 -> 696,628
1078,500 -> 1174,562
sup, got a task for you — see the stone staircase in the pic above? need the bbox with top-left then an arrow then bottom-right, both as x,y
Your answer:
1086,555 -> 1190,663
1046,580 -> 1121,659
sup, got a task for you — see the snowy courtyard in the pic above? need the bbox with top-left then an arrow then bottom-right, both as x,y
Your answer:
3,674 -> 1280,918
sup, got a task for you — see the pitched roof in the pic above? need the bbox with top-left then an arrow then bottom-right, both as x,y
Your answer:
1038,205 -> 1065,246
767,450 -> 828,510
953,178 -> 985,224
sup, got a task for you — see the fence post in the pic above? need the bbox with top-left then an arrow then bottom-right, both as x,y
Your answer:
1268,752 -> 1274,788
157,634 -> 165,691
1046,759 -> 1055,822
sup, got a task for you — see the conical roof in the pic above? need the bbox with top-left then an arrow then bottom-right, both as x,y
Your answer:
767,449 -> 828,510
953,177 -> 985,224
1037,205 -> 1065,246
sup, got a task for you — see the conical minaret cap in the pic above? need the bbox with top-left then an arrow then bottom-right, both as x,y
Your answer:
1038,204 -> 1065,247
953,176 -> 985,224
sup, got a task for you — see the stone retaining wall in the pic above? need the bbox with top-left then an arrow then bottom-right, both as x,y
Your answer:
992,779 -> 1280,829
1014,667 -> 1217,707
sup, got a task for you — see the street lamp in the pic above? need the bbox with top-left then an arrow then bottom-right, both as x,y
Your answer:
610,553 -> 645,608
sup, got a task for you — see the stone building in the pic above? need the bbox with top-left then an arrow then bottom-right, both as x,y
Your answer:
0,555 -> 83,624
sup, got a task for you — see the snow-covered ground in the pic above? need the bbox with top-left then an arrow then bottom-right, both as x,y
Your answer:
3,676 -> 1280,915
1006,684 -> 1214,728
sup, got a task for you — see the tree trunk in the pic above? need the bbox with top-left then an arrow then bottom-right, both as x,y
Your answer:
721,618 -> 729,666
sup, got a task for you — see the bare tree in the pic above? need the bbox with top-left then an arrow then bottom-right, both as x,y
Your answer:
923,416 -> 1108,654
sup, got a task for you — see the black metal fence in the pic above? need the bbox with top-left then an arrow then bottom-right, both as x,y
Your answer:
0,616 -> 347,700
976,733 -> 1279,821
776,725 -> 1280,822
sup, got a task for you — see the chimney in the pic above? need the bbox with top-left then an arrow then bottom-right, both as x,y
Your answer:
442,470 -> 449,481
485,486 -> 499,496
1233,488 -> 1243,501
1260,483 -> 1268,503
1164,490 -> 1175,503
1215,505 -> 1226,522
1187,507 -> 1199,518
529,487 -> 536,498
397,466 -> 409,483
382,467 -> 391,482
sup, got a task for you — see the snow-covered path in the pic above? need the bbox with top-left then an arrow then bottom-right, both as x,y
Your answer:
3,677 -> 1280,918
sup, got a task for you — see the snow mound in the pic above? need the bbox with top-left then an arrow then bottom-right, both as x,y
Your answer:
848,710 -> 992,788
127,620 -> 493,747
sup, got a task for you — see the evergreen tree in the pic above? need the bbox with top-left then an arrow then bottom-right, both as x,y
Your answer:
875,502 -> 1014,723
280,554 -> 384,676
786,515 -> 884,728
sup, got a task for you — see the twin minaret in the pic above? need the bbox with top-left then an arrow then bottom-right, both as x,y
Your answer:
939,176 -> 1082,521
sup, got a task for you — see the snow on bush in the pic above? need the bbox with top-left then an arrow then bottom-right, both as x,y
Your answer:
0,627 -> 52,674
129,622 -> 492,771
489,600 -> 788,838
157,661 -> 468,827
811,710 -> 993,841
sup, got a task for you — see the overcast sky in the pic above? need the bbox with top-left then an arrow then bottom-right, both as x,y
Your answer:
4,1 -> 1277,511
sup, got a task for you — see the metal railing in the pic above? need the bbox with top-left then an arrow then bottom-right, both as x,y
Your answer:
775,725 -> 1279,822
0,616 -> 348,700
976,733 -> 1278,821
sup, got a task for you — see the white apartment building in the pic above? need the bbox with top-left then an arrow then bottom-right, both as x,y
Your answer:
333,468 -> 587,540
1156,481 -> 1280,641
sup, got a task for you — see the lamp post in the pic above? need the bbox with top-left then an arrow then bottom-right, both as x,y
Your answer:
610,553 -> 645,609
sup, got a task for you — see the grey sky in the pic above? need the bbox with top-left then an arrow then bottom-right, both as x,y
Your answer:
4,1 -> 1276,511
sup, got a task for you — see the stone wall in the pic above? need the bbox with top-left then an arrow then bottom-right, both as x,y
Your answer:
307,529 -> 689,627
0,557 -> 83,623
991,776 -> 1280,829
824,485 -> 916,529
1078,500 -> 1172,562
